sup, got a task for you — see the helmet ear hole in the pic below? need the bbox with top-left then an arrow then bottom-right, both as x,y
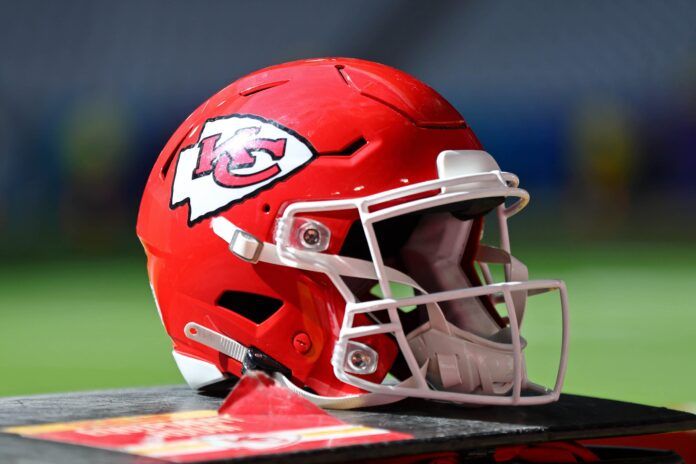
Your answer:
216,290 -> 283,324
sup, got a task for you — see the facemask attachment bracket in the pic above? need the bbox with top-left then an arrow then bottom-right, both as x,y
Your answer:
343,341 -> 379,375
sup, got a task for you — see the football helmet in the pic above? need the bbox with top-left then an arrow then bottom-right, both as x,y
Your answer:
137,58 -> 569,409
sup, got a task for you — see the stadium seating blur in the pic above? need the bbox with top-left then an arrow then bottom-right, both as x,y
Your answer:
1,0 -> 694,255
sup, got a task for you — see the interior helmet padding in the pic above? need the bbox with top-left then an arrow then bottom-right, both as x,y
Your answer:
400,212 -> 502,337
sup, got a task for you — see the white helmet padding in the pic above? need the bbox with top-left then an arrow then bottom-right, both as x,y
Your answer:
401,212 -> 503,337
400,210 -> 532,396
407,321 -> 524,395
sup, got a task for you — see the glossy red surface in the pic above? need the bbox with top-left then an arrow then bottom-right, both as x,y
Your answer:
137,57 -> 482,397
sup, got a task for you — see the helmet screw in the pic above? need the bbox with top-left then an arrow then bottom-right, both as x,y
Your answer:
344,341 -> 378,374
302,228 -> 320,246
295,220 -> 330,251
349,350 -> 371,371
292,332 -> 312,355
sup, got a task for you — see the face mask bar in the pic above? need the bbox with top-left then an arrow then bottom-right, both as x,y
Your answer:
274,171 -> 527,302
335,278 -> 569,405
271,169 -> 569,406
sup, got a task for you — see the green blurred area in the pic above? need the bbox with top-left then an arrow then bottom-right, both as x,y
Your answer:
1,243 -> 694,407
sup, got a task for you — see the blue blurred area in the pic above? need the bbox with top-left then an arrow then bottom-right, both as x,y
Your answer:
0,0 -> 694,255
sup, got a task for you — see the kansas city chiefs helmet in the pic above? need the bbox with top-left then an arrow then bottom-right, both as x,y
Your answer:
137,58 -> 569,408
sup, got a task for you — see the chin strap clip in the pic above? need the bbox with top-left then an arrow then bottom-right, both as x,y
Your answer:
229,229 -> 263,263
242,347 -> 292,378
184,322 -> 248,363
185,322 -> 292,378
211,217 -> 264,263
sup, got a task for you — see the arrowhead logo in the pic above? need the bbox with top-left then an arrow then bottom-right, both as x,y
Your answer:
171,114 -> 316,225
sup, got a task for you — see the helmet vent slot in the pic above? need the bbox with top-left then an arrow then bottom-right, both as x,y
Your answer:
319,136 -> 367,157
216,290 -> 283,324
160,140 -> 185,180
238,80 -> 289,97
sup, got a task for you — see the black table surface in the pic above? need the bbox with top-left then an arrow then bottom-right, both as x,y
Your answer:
0,385 -> 694,463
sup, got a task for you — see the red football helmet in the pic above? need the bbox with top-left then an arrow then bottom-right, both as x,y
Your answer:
137,58 -> 569,408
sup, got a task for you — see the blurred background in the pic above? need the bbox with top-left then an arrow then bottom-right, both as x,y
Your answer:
0,0 -> 694,408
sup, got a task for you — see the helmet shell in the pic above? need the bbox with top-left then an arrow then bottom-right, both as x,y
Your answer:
137,58 -> 482,397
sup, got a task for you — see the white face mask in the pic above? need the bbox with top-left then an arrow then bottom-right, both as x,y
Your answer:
204,150 -> 569,409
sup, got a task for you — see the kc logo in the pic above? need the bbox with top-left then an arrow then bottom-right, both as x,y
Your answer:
194,127 -> 287,188
171,114 -> 316,225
